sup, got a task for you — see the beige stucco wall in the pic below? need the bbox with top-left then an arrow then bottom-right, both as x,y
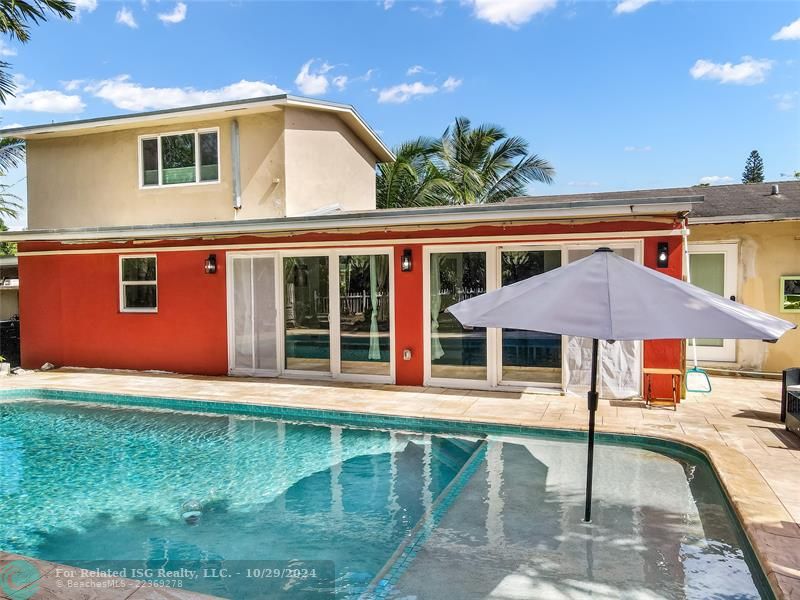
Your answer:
690,220 -> 800,373
26,108 -> 377,229
283,107 -> 377,217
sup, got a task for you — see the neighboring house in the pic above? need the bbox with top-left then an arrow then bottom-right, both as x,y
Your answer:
508,181 -> 800,375
1,95 -> 702,399
0,255 -> 20,366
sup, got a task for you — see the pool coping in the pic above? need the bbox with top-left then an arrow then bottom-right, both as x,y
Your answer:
1,384 -> 797,600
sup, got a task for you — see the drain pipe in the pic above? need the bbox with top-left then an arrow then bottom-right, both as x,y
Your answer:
231,119 -> 242,215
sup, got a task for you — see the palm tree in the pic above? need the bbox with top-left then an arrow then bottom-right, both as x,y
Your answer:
0,0 -> 74,218
376,137 -> 454,209
435,117 -> 554,205
0,0 -> 73,102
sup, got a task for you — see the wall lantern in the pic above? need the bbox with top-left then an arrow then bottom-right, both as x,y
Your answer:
401,249 -> 413,272
656,242 -> 669,269
204,254 -> 217,274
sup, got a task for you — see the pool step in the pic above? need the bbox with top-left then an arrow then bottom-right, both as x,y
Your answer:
360,437 -> 488,600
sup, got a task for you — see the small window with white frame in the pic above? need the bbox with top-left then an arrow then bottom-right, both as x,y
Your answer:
140,128 -> 219,188
120,256 -> 157,312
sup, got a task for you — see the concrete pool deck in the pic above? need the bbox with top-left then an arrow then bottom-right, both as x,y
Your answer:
1,369 -> 799,600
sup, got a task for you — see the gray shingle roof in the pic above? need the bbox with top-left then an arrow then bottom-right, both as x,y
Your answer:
506,180 -> 800,223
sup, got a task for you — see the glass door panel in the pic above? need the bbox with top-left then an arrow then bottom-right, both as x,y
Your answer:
689,253 -> 725,347
430,252 -> 487,381
253,257 -> 278,371
500,250 -> 562,384
688,244 -> 737,362
230,255 -> 278,374
339,254 -> 391,376
564,247 -> 641,398
231,257 -> 253,370
284,256 -> 330,372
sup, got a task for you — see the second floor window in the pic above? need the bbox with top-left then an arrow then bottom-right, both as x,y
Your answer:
140,128 -> 219,188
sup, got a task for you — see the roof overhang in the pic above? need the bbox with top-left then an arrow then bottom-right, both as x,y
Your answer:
0,196 -> 700,244
690,214 -> 800,225
0,94 -> 395,163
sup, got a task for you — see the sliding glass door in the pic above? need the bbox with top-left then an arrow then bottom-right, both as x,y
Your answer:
229,255 -> 279,375
339,254 -> 391,376
429,251 -> 487,381
283,256 -> 330,372
499,249 -> 562,385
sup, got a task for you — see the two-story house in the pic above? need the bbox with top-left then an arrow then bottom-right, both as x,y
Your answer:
1,94 -> 694,398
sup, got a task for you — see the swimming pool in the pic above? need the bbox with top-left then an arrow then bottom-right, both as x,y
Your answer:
0,392 -> 772,599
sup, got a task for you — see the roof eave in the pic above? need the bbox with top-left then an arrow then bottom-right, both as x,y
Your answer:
0,94 -> 395,163
0,198 -> 696,244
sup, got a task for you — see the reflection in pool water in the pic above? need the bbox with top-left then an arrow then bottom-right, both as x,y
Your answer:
0,399 -> 769,599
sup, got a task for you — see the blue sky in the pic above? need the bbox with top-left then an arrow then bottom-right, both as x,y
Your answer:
0,0 -> 798,228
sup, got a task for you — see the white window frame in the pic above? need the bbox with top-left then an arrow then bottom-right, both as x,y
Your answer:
119,254 -> 158,313
422,240 -> 645,393
138,127 -> 221,189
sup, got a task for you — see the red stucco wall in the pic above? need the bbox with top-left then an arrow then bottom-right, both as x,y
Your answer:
18,218 -> 684,394
19,250 -> 229,375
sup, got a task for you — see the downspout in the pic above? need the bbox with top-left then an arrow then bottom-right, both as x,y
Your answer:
231,119 -> 242,217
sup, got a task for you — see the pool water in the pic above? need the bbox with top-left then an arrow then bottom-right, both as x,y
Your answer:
0,398 -> 770,600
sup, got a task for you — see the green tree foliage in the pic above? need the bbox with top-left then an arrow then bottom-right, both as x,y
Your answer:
0,221 -> 16,255
377,118 -> 554,209
741,150 -> 765,184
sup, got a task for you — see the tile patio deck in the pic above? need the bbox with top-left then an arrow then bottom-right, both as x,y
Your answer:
1,369 -> 798,599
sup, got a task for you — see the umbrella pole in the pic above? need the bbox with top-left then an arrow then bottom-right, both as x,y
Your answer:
583,338 -> 600,523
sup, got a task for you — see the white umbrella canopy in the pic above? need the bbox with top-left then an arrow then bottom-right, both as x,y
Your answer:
447,248 -> 796,523
448,248 -> 794,342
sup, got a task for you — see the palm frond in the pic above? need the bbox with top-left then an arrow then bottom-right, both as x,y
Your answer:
0,137 -> 25,171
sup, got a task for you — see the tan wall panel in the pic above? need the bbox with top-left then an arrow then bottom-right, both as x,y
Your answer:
691,220 -> 800,373
283,107 -> 377,216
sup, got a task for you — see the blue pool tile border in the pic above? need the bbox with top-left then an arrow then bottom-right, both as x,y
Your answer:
0,387 -> 776,600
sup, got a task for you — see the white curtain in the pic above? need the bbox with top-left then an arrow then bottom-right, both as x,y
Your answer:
430,255 -> 445,360
368,255 -> 380,360
565,337 -> 641,399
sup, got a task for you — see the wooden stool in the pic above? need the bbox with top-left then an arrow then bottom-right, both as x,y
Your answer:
643,368 -> 681,411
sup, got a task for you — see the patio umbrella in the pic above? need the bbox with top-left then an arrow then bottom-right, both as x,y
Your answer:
447,247 -> 796,522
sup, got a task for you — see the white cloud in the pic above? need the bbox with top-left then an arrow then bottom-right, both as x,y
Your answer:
772,17 -> 800,41
116,6 -> 138,28
74,0 -> 97,13
60,79 -> 84,91
85,75 -> 284,111
614,0 -> 654,15
1,75 -> 85,113
624,145 -> 652,152
773,92 -> 798,111
442,76 -> 462,92
378,81 -> 438,104
158,2 -> 186,24
294,59 -> 335,95
690,56 -> 773,85
406,65 -> 425,75
383,0 -> 394,9
699,175 -> 733,185
466,0 -> 557,28
332,75 -> 348,91
0,40 -> 16,57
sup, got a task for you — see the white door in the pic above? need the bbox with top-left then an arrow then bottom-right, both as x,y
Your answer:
228,254 -> 280,375
688,243 -> 738,362
563,245 -> 643,399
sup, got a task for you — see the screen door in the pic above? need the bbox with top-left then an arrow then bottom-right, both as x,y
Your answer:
229,254 -> 279,375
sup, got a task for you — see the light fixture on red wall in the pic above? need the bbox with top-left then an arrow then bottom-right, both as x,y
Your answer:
401,248 -> 413,272
657,242 -> 669,268
204,254 -> 217,274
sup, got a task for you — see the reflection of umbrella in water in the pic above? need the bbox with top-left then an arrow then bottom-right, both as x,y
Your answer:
448,247 -> 796,522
